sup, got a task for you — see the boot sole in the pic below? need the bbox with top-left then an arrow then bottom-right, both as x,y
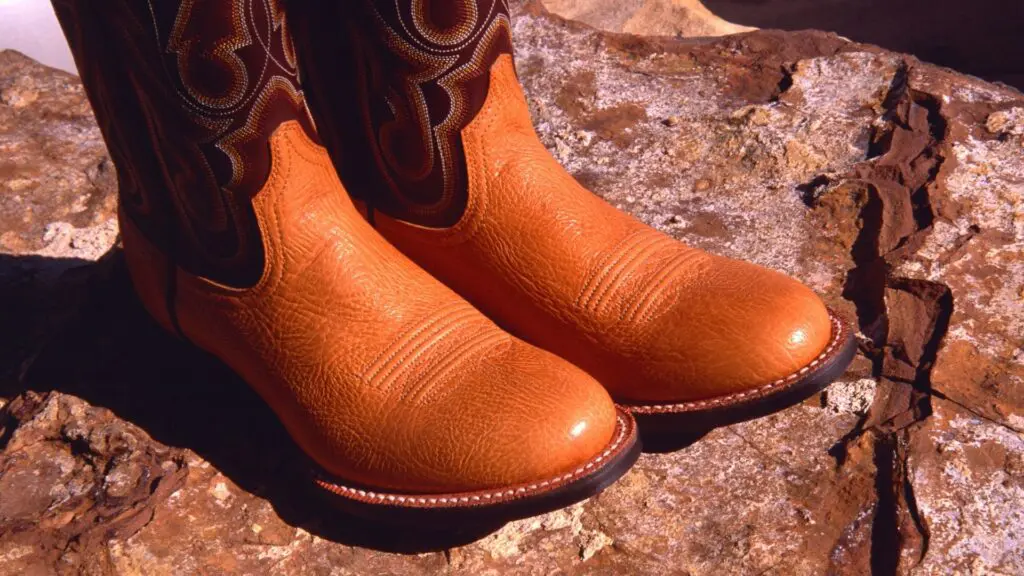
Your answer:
622,310 -> 857,449
310,408 -> 640,526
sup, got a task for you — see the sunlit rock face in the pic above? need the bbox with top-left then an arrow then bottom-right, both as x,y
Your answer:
1,1 -> 1022,572
543,0 -> 755,37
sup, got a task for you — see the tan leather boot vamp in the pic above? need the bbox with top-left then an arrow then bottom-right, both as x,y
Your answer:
123,122 -> 639,520
369,56 -> 857,429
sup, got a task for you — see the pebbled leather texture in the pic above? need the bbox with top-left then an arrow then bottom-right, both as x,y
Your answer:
121,121 -> 618,493
372,55 -> 835,403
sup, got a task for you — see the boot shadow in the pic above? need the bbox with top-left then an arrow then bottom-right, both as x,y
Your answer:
0,249 -> 505,553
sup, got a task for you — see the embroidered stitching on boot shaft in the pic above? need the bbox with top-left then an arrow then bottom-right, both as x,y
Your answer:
53,0 -> 316,286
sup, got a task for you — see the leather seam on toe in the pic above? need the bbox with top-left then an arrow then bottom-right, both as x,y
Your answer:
576,230 -> 646,310
365,303 -> 479,390
626,311 -> 849,414
621,248 -> 703,324
589,234 -> 672,314
400,330 -> 508,404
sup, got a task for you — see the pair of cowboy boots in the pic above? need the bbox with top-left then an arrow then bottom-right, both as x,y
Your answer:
53,0 -> 855,523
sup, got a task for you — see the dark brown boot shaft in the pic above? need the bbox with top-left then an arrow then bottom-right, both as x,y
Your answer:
290,1 -> 513,228
52,0 -> 316,287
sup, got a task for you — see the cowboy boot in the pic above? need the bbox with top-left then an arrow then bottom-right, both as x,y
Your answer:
291,1 -> 857,435
51,0 -> 638,523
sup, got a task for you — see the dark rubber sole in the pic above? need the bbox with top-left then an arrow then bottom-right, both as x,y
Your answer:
309,408 -> 641,527
623,311 -> 858,451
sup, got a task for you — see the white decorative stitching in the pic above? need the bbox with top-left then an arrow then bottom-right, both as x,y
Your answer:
628,311 -> 850,414
313,412 -> 633,508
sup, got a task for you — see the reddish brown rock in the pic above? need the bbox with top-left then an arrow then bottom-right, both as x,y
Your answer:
0,50 -> 117,258
0,392 -> 187,574
543,0 -> 755,37
1,1 -> 1022,573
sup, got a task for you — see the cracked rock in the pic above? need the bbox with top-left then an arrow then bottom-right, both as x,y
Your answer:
1,1 -> 1022,573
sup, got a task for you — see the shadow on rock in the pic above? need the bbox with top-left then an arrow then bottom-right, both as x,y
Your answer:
0,250 -> 506,553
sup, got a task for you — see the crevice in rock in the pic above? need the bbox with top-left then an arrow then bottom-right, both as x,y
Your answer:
840,185 -> 886,344
900,279 -> 953,419
806,55 -> 960,573
796,174 -> 832,208
867,61 -> 911,159
0,402 -> 21,451
903,90 -> 947,239
0,390 -> 45,450
869,433 -> 899,575
867,431 -> 933,575
772,63 -> 796,101
858,279 -> 949,572
910,90 -> 949,145
901,446 -> 930,566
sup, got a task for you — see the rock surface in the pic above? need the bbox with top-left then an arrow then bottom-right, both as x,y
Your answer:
552,0 -> 1024,91
1,1 -> 1022,574
543,0 -> 755,37
701,0 -> 1024,90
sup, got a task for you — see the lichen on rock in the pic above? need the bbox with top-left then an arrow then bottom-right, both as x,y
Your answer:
1,1 -> 1022,573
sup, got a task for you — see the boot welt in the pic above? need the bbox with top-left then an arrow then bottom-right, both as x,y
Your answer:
310,408 -> 640,525
623,310 -> 858,445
